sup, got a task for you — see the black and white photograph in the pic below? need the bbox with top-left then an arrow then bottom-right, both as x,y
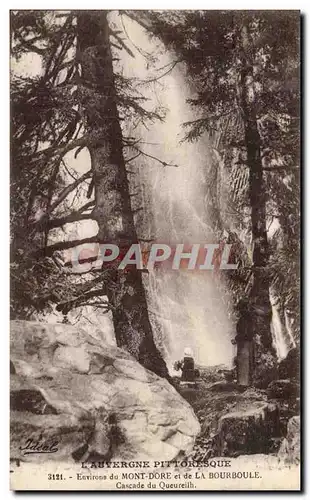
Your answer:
9,9 -> 300,490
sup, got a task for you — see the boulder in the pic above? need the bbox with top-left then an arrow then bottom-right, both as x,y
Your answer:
10,320 -> 200,463
215,402 -> 280,457
278,348 -> 300,380
208,381 -> 246,393
278,416 -> 300,464
253,350 -> 278,389
197,364 -> 230,384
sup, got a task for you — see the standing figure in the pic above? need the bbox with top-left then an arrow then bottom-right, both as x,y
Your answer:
174,347 -> 198,382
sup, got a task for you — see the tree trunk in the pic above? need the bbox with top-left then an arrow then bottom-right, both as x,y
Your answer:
238,22 -> 275,367
77,12 -> 169,379
237,340 -> 254,386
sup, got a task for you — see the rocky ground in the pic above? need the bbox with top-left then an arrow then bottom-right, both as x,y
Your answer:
10,320 -> 300,472
173,358 -> 300,465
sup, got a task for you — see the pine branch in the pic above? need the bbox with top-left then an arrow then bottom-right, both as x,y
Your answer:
120,14 -> 153,59
109,28 -> 135,58
56,289 -> 108,314
44,211 -> 94,230
77,200 -> 95,213
125,152 -> 142,163
143,60 -> 180,83
123,11 -> 152,31
14,36 -> 46,55
262,165 -> 299,172
33,235 -> 100,258
35,170 -> 92,223
32,134 -> 91,161
132,146 -> 179,168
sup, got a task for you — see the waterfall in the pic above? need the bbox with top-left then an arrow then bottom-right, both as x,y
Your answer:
117,16 -> 235,370
16,14 -> 236,369
13,13 -> 296,372
270,291 -> 295,360
271,302 -> 289,359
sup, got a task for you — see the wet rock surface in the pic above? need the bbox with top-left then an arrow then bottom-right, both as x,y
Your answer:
278,348 -> 299,380
10,320 -> 200,463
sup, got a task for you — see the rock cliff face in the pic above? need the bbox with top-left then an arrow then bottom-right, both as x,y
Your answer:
278,416 -> 300,464
10,321 -> 200,463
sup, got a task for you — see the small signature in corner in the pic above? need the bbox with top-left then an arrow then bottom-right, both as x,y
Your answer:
19,434 -> 59,455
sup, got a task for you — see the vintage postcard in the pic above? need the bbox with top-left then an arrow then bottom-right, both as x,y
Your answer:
10,9 -> 300,491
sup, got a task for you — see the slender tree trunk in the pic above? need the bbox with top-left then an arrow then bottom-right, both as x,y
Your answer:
77,12 -> 169,379
238,22 -> 275,363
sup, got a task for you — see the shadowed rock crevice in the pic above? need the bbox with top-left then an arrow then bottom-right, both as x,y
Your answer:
10,389 -> 58,415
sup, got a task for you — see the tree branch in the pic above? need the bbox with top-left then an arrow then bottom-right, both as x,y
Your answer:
125,152 -> 142,164
15,38 -> 46,55
123,11 -> 152,31
77,200 -> 95,213
36,170 -> 92,223
56,289 -> 108,314
109,28 -> 135,58
132,146 -> 178,168
45,211 -> 94,230
33,235 -> 100,258
32,134 -> 91,162
143,60 -> 180,83
262,165 -> 299,172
